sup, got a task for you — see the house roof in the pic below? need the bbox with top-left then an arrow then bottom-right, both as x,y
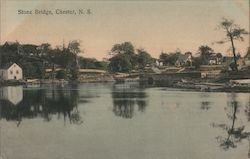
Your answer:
0,63 -> 21,70
3,41 -> 17,46
177,54 -> 190,62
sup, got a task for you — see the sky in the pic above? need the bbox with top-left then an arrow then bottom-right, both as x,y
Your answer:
0,0 -> 249,60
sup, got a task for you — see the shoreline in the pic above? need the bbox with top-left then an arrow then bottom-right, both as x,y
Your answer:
0,78 -> 249,93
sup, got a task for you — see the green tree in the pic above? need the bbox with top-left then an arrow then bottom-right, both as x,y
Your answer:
137,49 -> 153,68
21,61 -> 43,78
0,42 -> 46,79
56,70 -> 67,79
217,18 -> 248,71
39,43 -> 52,56
79,57 -> 108,70
159,52 -> 170,65
68,40 -> 81,55
94,61 -> 108,70
159,51 -> 181,66
67,40 -> 82,80
198,45 -> 214,65
111,42 -> 135,55
108,54 -> 132,73
0,42 -> 21,66
22,44 -> 39,56
192,57 -> 203,68
109,42 -> 137,72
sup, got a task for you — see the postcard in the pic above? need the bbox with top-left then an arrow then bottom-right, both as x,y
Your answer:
0,0 -> 249,159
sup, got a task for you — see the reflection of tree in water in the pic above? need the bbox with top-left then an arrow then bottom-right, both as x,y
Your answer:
44,86 -> 83,125
112,88 -> 147,119
200,93 -> 211,110
246,98 -> 250,158
245,99 -> 250,122
200,101 -> 211,110
0,85 -> 85,126
211,93 -> 250,158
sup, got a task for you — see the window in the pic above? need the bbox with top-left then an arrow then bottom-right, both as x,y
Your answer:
10,70 -> 13,74
16,70 -> 19,74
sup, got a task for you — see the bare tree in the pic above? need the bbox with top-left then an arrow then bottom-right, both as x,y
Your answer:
217,18 -> 248,71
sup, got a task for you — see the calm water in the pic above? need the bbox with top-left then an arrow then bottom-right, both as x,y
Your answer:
0,83 -> 249,159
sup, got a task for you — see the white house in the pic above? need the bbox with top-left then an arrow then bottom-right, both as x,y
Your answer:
0,63 -> 23,80
175,52 -> 192,67
208,53 -> 223,65
155,60 -> 163,67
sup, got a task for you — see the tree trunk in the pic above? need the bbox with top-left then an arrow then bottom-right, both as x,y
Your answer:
226,101 -> 238,143
229,35 -> 238,71
52,63 -> 55,81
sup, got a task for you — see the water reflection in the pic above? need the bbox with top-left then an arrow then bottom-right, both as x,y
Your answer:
200,101 -> 211,110
0,85 -> 84,126
211,93 -> 250,158
0,86 -> 23,105
245,98 -> 250,122
112,86 -> 148,119
200,93 -> 211,110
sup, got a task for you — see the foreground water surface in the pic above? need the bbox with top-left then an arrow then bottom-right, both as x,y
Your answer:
0,83 -> 249,159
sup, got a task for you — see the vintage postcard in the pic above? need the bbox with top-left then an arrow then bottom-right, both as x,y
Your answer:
0,0 -> 249,159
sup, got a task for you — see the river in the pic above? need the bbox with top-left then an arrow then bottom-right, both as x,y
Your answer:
0,83 -> 249,159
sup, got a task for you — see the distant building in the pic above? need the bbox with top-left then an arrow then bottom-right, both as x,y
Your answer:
222,56 -> 250,70
175,52 -> 192,67
199,65 -> 225,79
45,68 -> 64,73
0,63 -> 23,80
237,57 -> 250,70
155,60 -> 163,67
208,53 -> 223,65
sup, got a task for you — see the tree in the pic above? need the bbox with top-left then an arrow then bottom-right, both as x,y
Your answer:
216,53 -> 223,59
212,94 -> 250,158
68,40 -> 81,55
192,57 -> 203,68
137,49 -> 153,68
0,42 -> 22,66
22,44 -> 39,56
109,42 -> 137,72
111,42 -> 135,55
159,52 -> 169,65
56,70 -> 67,79
78,57 -> 108,70
108,54 -> 132,73
198,45 -> 214,65
67,40 -> 82,80
217,18 -> 249,71
159,51 -> 182,66
39,43 -> 52,56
